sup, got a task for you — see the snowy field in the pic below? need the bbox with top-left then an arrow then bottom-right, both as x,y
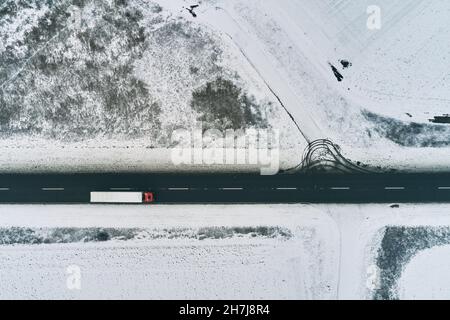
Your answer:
0,0 -> 449,173
0,203 -> 450,299
1,0 -> 450,301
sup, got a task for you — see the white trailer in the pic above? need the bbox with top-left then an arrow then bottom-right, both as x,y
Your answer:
90,192 -> 144,204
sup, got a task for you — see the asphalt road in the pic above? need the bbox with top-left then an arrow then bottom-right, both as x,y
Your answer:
0,172 -> 449,203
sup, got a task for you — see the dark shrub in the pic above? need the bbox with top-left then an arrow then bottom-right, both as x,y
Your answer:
191,77 -> 267,130
95,229 -> 110,242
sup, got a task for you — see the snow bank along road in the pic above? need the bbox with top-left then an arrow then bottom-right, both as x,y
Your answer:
0,173 -> 449,203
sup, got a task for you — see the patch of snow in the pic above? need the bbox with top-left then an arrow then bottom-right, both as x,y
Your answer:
397,245 -> 450,300
0,204 -> 339,299
1,203 -> 450,299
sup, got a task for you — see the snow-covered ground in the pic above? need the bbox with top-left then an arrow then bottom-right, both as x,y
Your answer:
0,0 -> 306,173
0,204 -> 339,299
397,245 -> 450,300
1,0 -> 449,173
1,0 -> 449,301
0,203 -> 450,300
0,137 -> 302,173
194,0 -> 450,171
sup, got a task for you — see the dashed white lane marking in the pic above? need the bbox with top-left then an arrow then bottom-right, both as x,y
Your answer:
384,187 -> 405,190
42,187 -> 65,191
110,188 -> 132,191
168,187 -> 190,191
276,187 -> 297,190
220,187 -> 244,190
0,188 -> 10,191
438,187 -> 450,190
330,187 -> 350,190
